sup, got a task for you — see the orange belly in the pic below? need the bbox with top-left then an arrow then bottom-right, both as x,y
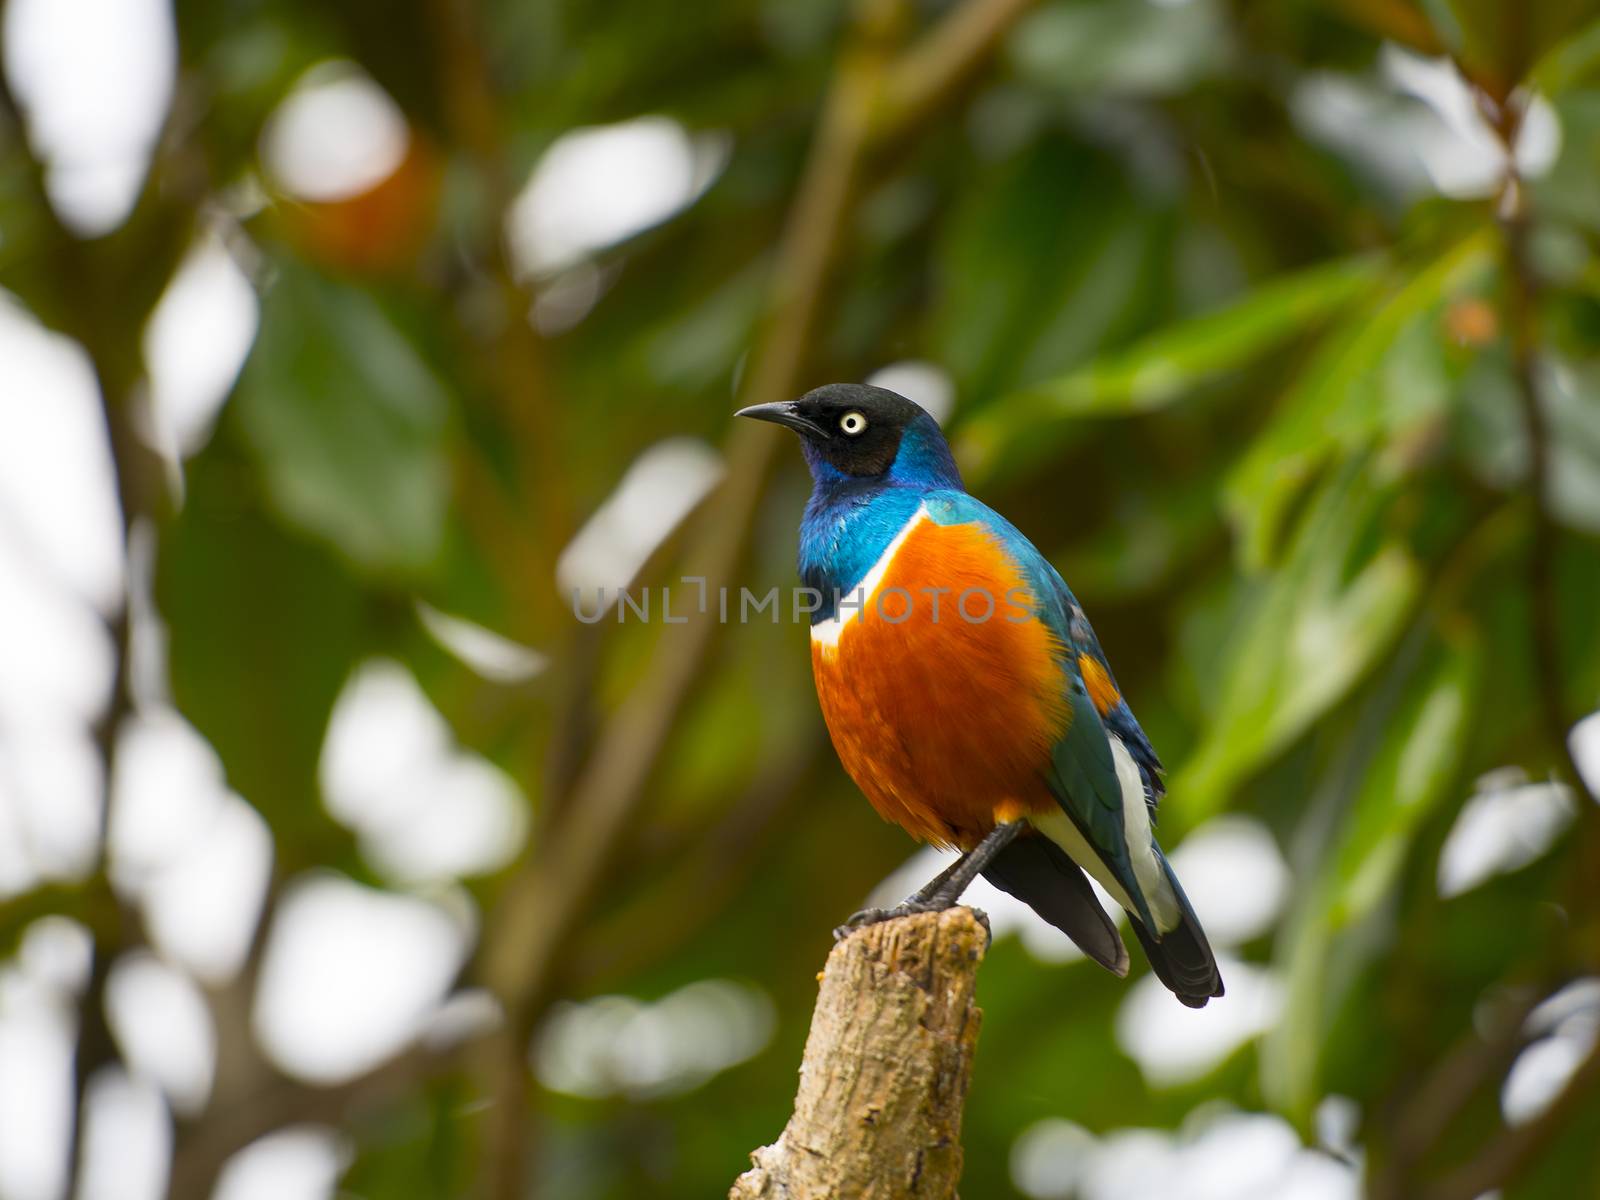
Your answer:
810,511 -> 1070,849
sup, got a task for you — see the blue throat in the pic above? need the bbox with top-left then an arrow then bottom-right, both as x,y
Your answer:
797,415 -> 964,619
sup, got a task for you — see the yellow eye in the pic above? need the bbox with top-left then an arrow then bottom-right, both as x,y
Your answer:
840,411 -> 867,436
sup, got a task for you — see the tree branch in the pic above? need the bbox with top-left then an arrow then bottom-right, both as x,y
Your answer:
473,1 -> 1037,1193
168,1034 -> 479,1200
878,0 -> 1035,138
429,0 -> 573,636
1385,77 -> 1600,1200
0,59 -> 187,1200
1486,78 -> 1600,985
1487,92 -> 1594,812
730,910 -> 989,1200
1422,1032 -> 1600,1200
1371,985 -> 1542,1200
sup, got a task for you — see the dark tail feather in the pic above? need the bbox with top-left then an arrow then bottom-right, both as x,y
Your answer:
982,836 -> 1129,977
1130,857 -> 1224,1008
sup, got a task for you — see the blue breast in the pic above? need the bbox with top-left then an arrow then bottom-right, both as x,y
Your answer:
797,415 -> 962,621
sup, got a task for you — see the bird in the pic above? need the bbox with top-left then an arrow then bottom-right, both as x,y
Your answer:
737,382 -> 1223,1007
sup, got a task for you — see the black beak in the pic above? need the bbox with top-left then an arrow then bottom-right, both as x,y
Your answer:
735,400 -> 830,439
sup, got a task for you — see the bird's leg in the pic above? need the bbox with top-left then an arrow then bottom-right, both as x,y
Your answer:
918,820 -> 1023,906
905,850 -> 973,904
833,821 -> 1024,941
830,850 -> 976,939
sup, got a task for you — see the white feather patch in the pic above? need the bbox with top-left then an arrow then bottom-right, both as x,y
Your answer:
810,504 -> 929,652
1031,806 -> 1137,915
1109,735 -> 1181,933
1030,737 -> 1180,934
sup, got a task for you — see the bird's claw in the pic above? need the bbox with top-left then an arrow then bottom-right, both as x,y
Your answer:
831,898 -> 943,942
832,896 -> 953,947
832,905 -> 904,941
831,900 -> 992,948
969,906 -> 992,947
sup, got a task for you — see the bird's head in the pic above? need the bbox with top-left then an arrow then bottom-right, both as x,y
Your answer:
736,383 -> 960,488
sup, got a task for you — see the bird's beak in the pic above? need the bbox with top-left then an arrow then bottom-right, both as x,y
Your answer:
735,400 -> 830,439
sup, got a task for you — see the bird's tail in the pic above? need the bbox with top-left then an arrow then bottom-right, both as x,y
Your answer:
982,834 -> 1129,977
1128,853 -> 1223,1008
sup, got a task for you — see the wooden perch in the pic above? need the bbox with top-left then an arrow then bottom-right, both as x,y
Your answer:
730,908 -> 988,1200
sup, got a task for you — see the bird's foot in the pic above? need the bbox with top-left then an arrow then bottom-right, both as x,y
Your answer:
831,898 -> 944,942
969,906 -> 992,948
966,908 -> 992,947
830,901 -> 993,946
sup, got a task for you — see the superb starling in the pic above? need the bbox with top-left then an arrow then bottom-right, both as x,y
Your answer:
739,383 -> 1223,1007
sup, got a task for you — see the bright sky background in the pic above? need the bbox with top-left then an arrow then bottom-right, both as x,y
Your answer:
0,3 -> 1595,1198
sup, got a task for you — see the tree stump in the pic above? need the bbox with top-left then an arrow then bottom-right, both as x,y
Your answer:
730,907 -> 988,1199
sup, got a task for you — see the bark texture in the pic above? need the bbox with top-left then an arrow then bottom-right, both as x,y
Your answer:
730,908 -> 987,1200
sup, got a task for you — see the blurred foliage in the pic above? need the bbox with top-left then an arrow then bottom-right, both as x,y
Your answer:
4,0 -> 1600,1198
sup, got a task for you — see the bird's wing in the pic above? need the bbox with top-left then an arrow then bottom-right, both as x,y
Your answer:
923,490 -> 1169,932
1059,599 -> 1165,804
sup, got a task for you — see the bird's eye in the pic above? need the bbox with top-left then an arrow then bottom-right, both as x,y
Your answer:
839,411 -> 867,436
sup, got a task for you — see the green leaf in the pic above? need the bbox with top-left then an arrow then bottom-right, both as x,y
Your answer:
1224,230 -> 1496,570
1172,464 -> 1424,822
1455,353 -> 1600,534
1055,469 -> 1224,599
1263,637 -> 1484,1122
235,259 -> 451,574
1007,0 -> 1230,97
956,253 -> 1383,482
1558,533 -> 1600,708
1331,639 -> 1485,925
1529,15 -> 1600,94
1535,91 -> 1600,235
1444,0 -> 1598,98
1548,359 -> 1600,535
930,140 -> 1164,405
0,882 -> 102,961
160,466 -> 367,847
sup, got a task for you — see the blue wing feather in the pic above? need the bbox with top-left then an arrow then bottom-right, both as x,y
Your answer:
924,490 -> 1164,927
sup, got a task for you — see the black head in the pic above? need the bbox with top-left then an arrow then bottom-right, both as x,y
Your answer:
736,383 -> 931,478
